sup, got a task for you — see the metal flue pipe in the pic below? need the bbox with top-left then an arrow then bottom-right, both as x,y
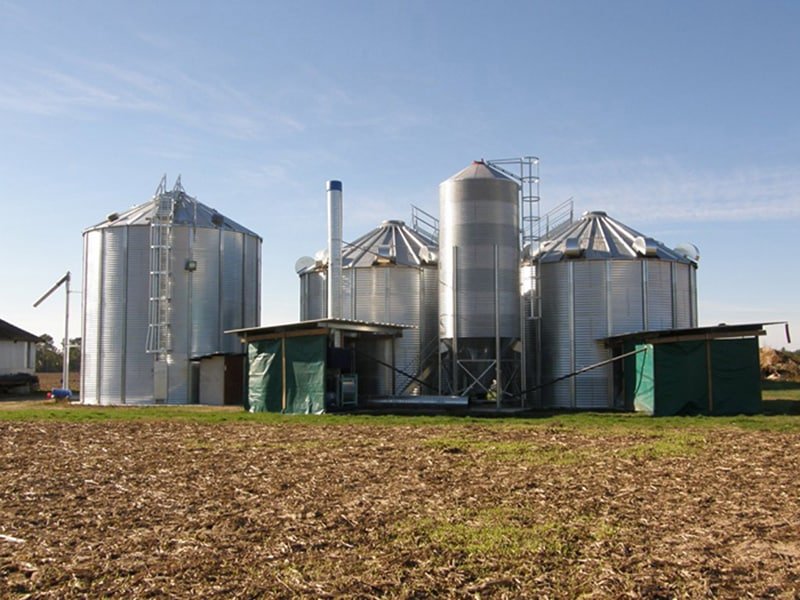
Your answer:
326,180 -> 343,321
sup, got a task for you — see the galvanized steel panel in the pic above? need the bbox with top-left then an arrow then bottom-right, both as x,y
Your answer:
388,268 -> 421,394
169,227 -> 191,362
572,261 -> 611,408
243,235 -> 260,328
221,231 -> 244,353
300,271 -> 327,321
439,171 -> 520,340
608,261 -> 644,335
167,355 -> 189,404
539,262 -> 572,408
124,226 -> 153,404
673,263 -> 695,329
81,231 -> 101,404
645,261 -> 673,331
190,227 -> 222,357
99,228 -> 126,405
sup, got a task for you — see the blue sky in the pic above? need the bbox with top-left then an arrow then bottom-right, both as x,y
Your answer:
1,0 -> 797,350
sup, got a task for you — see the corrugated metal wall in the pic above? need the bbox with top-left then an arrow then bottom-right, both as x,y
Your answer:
537,259 -> 697,409
572,261 -> 610,408
82,222 -> 260,405
124,227 -> 153,404
81,231 -> 101,403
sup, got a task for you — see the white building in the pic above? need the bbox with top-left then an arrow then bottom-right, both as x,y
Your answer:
0,318 -> 38,376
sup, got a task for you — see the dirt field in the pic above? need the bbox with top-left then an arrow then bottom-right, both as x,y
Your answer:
1,416 -> 798,598
33,372 -> 80,393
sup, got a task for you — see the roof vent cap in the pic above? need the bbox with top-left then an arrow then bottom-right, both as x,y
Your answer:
674,242 -> 700,263
633,236 -> 659,257
564,237 -> 583,258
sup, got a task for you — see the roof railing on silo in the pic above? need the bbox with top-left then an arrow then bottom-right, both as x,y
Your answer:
411,204 -> 439,243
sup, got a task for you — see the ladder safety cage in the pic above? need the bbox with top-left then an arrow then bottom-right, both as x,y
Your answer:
485,157 -> 541,319
146,176 -> 192,355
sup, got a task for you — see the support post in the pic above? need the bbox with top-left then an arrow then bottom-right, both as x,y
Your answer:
281,336 -> 287,413
706,338 -> 714,414
63,273 -> 70,391
494,245 -> 501,409
452,245 -> 458,395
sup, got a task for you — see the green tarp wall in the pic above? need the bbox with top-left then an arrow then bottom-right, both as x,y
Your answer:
247,335 -> 327,414
632,338 -> 761,416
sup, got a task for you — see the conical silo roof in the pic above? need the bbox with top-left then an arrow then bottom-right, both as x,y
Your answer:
534,211 -> 692,264
341,220 -> 438,268
443,160 -> 517,183
84,184 -> 260,238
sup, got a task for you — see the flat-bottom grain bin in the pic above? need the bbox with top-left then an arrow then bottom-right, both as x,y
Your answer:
532,211 -> 698,409
81,178 -> 261,405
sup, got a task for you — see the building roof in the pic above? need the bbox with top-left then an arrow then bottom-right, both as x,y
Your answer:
298,220 -> 438,274
604,322 -> 780,347
344,220 -> 437,268
0,318 -> 40,343
227,318 -> 413,341
444,160 -> 518,183
84,180 -> 260,238
534,210 -> 697,264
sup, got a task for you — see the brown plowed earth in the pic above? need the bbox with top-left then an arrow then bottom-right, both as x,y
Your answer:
0,421 -> 798,598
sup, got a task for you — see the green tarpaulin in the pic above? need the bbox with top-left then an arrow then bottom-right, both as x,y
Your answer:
247,335 -> 327,414
632,338 -> 761,416
248,339 -> 283,413
284,335 -> 326,414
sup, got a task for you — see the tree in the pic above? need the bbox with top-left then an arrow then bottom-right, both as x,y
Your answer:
68,337 -> 81,372
36,334 -> 61,372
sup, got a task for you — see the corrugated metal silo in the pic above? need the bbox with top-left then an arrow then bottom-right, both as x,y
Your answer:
532,211 -> 698,409
81,179 -> 261,405
297,219 -> 439,396
438,161 -> 521,398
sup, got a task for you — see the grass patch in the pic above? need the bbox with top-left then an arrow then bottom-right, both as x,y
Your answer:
616,431 -> 707,459
394,506 -> 615,569
1,399 -> 799,431
761,381 -> 800,414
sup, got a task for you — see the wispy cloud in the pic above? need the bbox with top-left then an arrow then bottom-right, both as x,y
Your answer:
547,158 -> 800,223
0,54 -> 306,141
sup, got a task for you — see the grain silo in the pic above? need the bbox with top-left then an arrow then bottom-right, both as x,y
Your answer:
81,177 -> 261,405
297,219 -> 439,396
438,161 -> 521,400
531,210 -> 698,409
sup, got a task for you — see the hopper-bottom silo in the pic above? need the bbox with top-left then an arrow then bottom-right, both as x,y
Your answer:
438,161 -> 522,402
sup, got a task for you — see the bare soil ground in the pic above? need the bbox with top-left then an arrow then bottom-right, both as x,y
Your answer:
33,372 -> 80,393
1,419 -> 798,598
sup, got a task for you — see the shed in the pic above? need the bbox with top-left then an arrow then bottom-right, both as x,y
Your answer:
606,323 -> 767,416
228,319 -> 410,414
0,318 -> 39,375
190,353 -> 246,406
0,319 -> 39,392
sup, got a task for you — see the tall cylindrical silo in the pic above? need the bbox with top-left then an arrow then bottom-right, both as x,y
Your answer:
438,161 -> 521,399
81,180 -> 261,405
533,211 -> 698,409
297,219 -> 439,397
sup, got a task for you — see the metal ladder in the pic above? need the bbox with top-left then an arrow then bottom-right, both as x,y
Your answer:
485,157 -> 541,318
146,176 -> 175,354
